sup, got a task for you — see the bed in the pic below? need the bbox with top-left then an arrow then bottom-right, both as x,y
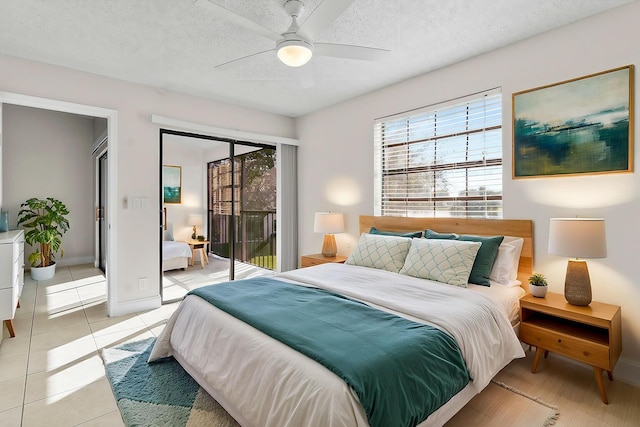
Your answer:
150,215 -> 534,427
162,223 -> 192,272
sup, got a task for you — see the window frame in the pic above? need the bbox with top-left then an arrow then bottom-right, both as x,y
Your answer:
374,89 -> 503,218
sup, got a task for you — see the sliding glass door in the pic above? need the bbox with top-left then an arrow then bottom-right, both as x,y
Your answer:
208,144 -> 276,279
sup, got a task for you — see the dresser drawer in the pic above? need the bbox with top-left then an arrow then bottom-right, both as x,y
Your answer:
0,284 -> 19,320
520,323 -> 610,369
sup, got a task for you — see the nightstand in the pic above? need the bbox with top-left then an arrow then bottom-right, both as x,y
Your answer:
519,292 -> 622,404
184,240 -> 210,269
300,253 -> 347,268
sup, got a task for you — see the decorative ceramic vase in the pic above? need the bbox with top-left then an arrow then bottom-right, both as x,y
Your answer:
530,284 -> 548,298
0,211 -> 8,232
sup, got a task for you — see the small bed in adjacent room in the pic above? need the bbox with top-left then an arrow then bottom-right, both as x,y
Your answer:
150,215 -> 534,427
162,223 -> 192,272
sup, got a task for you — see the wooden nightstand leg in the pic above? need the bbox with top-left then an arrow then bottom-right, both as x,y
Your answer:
531,346 -> 544,373
199,248 -> 206,269
593,367 -> 609,404
606,370 -> 613,381
4,319 -> 16,337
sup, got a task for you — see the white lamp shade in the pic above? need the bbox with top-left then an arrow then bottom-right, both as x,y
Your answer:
548,218 -> 606,259
277,40 -> 313,67
188,214 -> 203,227
313,212 -> 344,234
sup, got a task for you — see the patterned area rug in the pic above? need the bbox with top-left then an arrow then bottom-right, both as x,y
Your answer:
101,337 -> 239,427
102,338 -> 559,427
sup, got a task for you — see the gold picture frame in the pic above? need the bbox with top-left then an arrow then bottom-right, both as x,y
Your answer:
513,65 -> 634,178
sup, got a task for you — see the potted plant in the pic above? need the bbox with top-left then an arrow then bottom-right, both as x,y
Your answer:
17,197 -> 70,281
528,272 -> 548,298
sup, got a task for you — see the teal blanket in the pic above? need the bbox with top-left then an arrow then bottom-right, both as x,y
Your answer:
189,277 -> 469,427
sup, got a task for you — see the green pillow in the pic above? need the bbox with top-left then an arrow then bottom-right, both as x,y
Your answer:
458,235 -> 504,286
424,229 -> 504,286
369,227 -> 422,238
424,229 -> 459,240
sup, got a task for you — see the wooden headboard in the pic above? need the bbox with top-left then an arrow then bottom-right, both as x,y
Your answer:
359,215 -> 534,290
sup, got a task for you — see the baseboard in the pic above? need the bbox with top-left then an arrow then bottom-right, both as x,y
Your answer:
108,295 -> 161,317
547,353 -> 640,387
56,256 -> 94,267
614,357 -> 640,387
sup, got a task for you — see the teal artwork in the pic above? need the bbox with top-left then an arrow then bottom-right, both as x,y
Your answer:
163,165 -> 182,204
513,66 -> 633,178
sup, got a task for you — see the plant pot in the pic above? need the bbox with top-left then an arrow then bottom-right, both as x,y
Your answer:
30,262 -> 57,281
530,284 -> 548,298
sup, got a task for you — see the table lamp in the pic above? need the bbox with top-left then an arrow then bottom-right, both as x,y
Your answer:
313,212 -> 344,257
547,218 -> 606,306
188,214 -> 203,240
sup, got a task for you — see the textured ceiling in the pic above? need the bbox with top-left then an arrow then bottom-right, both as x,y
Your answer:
0,0 -> 633,118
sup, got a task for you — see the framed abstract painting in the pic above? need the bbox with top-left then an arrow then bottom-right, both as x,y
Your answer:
513,65 -> 634,178
163,165 -> 182,204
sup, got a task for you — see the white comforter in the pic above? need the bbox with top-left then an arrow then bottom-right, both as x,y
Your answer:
150,263 -> 525,427
162,240 -> 192,260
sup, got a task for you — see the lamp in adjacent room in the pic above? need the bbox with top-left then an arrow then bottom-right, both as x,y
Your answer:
548,218 -> 607,306
188,214 -> 203,240
313,212 -> 344,257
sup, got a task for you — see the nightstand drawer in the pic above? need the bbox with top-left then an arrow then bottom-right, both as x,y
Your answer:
300,254 -> 347,268
302,258 -> 326,267
520,323 -> 610,369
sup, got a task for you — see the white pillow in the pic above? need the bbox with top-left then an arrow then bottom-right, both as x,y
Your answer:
345,233 -> 412,273
399,239 -> 481,287
489,236 -> 524,287
163,223 -> 174,241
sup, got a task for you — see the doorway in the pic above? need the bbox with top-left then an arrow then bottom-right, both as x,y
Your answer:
0,92 -> 118,315
98,151 -> 108,272
159,129 -> 277,302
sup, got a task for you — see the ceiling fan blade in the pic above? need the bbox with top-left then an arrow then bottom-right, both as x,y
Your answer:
201,0 -> 283,42
215,49 -> 275,70
297,0 -> 355,40
314,43 -> 390,61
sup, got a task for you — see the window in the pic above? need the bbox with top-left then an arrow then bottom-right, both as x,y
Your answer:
374,89 -> 502,218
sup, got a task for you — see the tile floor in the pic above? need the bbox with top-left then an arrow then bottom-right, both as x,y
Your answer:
0,264 -> 179,426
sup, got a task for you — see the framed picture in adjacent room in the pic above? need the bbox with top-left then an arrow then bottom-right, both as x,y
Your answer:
513,65 -> 634,178
163,165 -> 182,204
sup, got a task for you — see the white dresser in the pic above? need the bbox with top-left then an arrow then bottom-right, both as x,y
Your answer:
0,230 -> 25,339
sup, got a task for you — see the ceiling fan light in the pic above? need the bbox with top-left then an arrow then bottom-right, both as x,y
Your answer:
277,40 -> 313,67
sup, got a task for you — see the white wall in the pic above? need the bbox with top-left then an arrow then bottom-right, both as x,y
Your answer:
297,2 -> 640,384
3,105 -> 94,266
0,53 -> 296,311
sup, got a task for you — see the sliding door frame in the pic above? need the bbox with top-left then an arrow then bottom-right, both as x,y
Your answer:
159,128 -> 275,299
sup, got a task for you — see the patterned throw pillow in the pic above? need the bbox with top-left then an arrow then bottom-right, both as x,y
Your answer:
399,239 -> 481,287
345,233 -> 412,273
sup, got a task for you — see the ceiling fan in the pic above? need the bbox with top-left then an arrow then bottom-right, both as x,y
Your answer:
202,0 -> 390,68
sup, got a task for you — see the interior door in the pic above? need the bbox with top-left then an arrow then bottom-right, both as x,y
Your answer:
98,152 -> 108,272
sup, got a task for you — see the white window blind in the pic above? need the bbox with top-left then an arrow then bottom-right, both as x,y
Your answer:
374,89 -> 502,218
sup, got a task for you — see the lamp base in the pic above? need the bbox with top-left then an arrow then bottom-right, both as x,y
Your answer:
192,225 -> 197,240
321,234 -> 337,257
564,259 -> 592,306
